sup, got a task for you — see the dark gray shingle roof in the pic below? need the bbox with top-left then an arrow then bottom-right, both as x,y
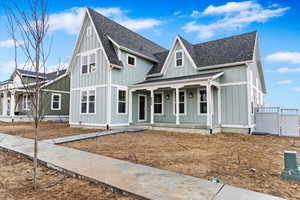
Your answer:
147,32 -> 257,75
87,8 -> 166,66
17,69 -> 67,80
135,71 -> 223,85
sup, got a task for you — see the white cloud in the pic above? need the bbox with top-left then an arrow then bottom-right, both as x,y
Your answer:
190,10 -> 201,18
265,52 -> 300,64
182,1 -> 289,39
0,39 -> 23,48
266,67 -> 300,73
48,7 -> 162,34
277,80 -> 293,85
173,11 -> 182,16
293,86 -> 300,92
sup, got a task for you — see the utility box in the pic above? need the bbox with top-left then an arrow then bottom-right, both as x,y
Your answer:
281,151 -> 300,182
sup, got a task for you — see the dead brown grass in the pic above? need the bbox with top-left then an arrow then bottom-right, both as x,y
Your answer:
0,122 -> 104,140
0,150 -> 134,200
63,131 -> 300,200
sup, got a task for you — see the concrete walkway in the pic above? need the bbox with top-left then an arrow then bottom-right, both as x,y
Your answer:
42,127 -> 145,144
0,133 -> 285,200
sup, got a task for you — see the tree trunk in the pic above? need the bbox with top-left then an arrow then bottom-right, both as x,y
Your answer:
33,121 -> 38,190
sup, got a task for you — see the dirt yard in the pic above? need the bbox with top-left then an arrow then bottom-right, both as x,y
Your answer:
0,150 -> 134,200
0,122 -> 104,140
64,131 -> 300,200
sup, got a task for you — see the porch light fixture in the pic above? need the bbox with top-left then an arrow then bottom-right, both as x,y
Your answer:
165,94 -> 170,100
188,92 -> 193,99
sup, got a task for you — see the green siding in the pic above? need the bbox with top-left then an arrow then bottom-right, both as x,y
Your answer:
40,91 -> 69,116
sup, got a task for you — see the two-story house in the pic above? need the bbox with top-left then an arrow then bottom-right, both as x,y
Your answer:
68,8 -> 266,134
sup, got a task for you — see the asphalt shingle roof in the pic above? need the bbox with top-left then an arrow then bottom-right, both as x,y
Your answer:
17,69 -> 67,80
135,71 -> 223,85
87,8 -> 166,66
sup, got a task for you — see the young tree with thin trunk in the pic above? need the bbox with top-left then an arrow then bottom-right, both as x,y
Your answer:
3,0 -> 50,189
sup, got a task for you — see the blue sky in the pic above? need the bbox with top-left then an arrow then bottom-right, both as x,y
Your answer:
0,0 -> 299,108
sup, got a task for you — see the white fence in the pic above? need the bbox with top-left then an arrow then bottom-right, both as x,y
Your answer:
255,107 -> 300,137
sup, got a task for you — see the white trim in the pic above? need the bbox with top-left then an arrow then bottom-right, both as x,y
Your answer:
219,82 -> 247,87
111,84 -> 128,90
77,48 -> 101,56
174,50 -> 184,67
154,91 -> 164,115
80,50 -> 97,75
197,88 -> 208,115
197,61 -> 252,71
72,84 -> 107,91
51,93 -> 62,111
138,94 -> 147,122
217,87 -> 221,125
42,89 -> 70,94
221,124 -> 254,128
127,54 -> 136,67
22,94 -> 30,111
116,88 -> 127,115
173,89 -> 187,116
86,25 -> 92,37
69,122 -> 129,127
107,67 -> 112,125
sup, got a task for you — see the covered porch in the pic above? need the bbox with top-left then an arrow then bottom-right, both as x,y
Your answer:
128,72 -> 223,132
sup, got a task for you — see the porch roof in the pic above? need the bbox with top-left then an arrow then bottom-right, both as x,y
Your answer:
132,71 -> 223,87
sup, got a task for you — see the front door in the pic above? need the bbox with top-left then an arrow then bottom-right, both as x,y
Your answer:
138,95 -> 146,121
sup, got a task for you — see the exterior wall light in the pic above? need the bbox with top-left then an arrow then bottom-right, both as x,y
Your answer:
189,92 -> 193,99
165,94 -> 170,100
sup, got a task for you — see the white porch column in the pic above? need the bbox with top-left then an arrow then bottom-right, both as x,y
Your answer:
128,89 -> 133,124
175,87 -> 180,125
10,91 -> 15,118
150,89 -> 154,124
206,82 -> 212,128
217,86 -> 221,125
2,91 -> 8,116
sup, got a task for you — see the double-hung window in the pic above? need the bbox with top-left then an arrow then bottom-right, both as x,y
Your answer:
89,53 -> 96,72
81,55 -> 88,74
51,93 -> 61,110
117,90 -> 126,114
81,90 -> 96,114
198,89 -> 207,114
81,52 -> 96,74
154,93 -> 163,115
175,50 -> 183,67
174,91 -> 186,115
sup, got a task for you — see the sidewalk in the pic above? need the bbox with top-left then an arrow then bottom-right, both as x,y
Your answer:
0,133 -> 285,200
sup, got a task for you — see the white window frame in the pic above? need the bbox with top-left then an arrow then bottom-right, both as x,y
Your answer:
117,89 -> 127,115
138,94 -> 147,122
173,90 -> 186,115
81,51 -> 97,75
154,92 -> 164,115
175,50 -> 184,67
80,89 -> 96,115
51,93 -> 61,111
22,94 -> 30,111
127,54 -> 136,67
197,88 -> 207,115
86,26 -> 92,37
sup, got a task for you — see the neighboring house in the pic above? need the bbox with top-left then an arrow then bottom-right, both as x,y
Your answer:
0,69 -> 70,122
68,8 -> 266,133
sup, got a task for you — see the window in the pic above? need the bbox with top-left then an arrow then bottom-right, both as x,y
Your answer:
81,90 -> 96,114
174,91 -> 186,115
127,54 -> 136,66
154,93 -> 163,115
81,52 -> 96,74
117,90 -> 126,114
81,91 -> 87,114
86,26 -> 92,37
198,89 -> 207,114
22,95 -> 29,111
88,90 -> 95,114
51,93 -> 61,110
89,53 -> 96,72
175,50 -> 183,67
81,55 -> 88,74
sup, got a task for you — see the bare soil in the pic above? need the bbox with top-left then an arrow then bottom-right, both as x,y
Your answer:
63,131 -> 300,200
0,122 -> 104,140
0,150 -> 134,200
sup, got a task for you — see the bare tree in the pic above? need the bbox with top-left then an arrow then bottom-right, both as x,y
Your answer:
3,0 -> 50,189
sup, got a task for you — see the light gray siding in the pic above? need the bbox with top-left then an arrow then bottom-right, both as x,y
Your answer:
110,86 -> 129,124
111,50 -> 154,85
221,85 -> 248,125
70,87 -> 107,124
